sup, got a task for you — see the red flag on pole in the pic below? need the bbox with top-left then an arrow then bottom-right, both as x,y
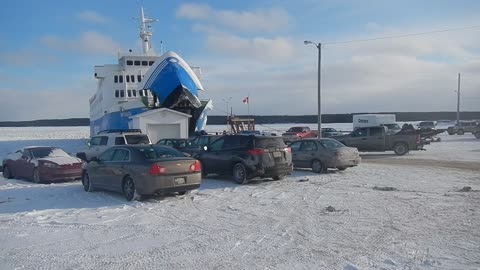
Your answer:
243,97 -> 249,104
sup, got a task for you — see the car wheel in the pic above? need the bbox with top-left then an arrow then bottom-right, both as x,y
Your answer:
393,143 -> 409,156
475,132 -> 480,139
337,167 -> 347,171
2,165 -> 13,179
178,190 -> 190,196
312,159 -> 326,174
32,168 -> 42,183
232,163 -> 248,185
272,175 -> 286,181
457,129 -> 464,135
123,176 -> 140,201
82,172 -> 94,192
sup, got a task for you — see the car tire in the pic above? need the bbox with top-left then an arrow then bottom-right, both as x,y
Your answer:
272,175 -> 286,181
393,143 -> 409,156
3,165 -> 13,179
457,129 -> 464,135
82,172 -> 94,192
232,163 -> 248,185
123,176 -> 140,201
32,168 -> 42,183
337,167 -> 347,171
312,159 -> 326,174
178,190 -> 190,196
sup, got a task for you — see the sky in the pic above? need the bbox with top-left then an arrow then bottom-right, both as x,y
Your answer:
0,0 -> 479,121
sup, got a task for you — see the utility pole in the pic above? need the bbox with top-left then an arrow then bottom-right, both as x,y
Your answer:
304,40 -> 322,138
457,73 -> 461,126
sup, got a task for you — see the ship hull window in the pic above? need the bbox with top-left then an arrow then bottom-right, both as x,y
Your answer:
132,90 -> 137,97
115,90 -> 119,98
131,75 -> 135,82
120,90 -> 125,98
139,90 -> 143,97
119,75 -> 123,83
114,75 -> 118,83
126,75 -> 130,83
127,90 -> 132,97
137,75 -> 142,82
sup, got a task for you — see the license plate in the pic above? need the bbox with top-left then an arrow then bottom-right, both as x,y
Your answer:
273,152 -> 281,158
174,177 -> 186,185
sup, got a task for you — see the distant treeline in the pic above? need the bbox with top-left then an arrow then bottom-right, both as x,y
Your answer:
0,112 -> 479,127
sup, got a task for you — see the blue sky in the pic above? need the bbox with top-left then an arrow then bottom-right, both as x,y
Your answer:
0,0 -> 479,121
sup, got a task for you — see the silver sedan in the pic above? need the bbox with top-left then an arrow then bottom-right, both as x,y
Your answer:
289,138 -> 361,173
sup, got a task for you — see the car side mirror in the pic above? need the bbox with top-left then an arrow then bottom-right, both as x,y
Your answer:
86,140 -> 91,147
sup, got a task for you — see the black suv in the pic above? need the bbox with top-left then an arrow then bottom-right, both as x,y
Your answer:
195,135 -> 293,184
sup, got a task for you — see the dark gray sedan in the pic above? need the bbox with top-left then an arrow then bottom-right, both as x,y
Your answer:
82,145 -> 202,201
289,138 -> 361,173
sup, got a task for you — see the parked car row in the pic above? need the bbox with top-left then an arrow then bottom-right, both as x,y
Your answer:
2,131 -> 362,202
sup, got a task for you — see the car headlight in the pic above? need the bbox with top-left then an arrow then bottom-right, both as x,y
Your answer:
43,162 -> 60,168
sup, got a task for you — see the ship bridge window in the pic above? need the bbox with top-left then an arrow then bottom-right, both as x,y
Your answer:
120,90 -> 125,98
130,75 -> 135,82
142,61 -> 148,66
127,90 -> 132,97
126,60 -> 133,66
149,61 -> 154,66
126,75 -> 130,83
134,60 -> 140,66
115,90 -> 119,98
137,75 -> 142,82
132,90 -> 137,97
119,75 -> 123,83
114,75 -> 118,83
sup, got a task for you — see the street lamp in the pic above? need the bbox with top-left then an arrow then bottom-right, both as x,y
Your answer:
221,97 -> 232,131
304,40 -> 322,138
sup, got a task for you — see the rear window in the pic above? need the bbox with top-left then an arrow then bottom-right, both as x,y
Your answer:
320,139 -> 344,149
139,147 -> 186,159
287,127 -> 304,132
255,138 -> 286,148
125,135 -> 150,144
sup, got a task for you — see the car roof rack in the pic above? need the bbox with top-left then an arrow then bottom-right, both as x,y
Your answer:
97,129 -> 142,135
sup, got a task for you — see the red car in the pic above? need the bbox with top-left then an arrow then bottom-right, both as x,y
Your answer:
2,146 -> 83,183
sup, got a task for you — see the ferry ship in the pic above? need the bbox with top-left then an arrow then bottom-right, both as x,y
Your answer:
89,8 -> 212,137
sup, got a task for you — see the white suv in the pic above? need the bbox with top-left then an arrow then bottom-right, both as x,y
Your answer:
76,129 -> 151,161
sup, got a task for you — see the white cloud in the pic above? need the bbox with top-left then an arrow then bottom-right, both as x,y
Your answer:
41,31 -> 121,55
77,10 -> 108,24
177,4 -> 291,33
0,50 -> 58,67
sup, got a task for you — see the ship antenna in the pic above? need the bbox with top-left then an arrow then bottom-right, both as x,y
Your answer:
139,7 -> 158,55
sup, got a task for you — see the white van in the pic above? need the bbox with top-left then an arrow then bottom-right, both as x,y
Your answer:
353,114 -> 401,133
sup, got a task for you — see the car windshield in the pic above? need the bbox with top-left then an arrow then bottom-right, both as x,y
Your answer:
175,140 -> 190,148
139,147 -> 185,159
384,124 -> 400,130
31,148 -> 70,158
287,127 -> 304,132
320,139 -> 344,149
125,135 -> 150,144
255,138 -> 286,148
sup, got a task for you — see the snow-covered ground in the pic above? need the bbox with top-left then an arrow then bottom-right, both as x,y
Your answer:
1,125 -> 479,269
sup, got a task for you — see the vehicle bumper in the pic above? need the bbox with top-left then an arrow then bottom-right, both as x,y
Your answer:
40,169 -> 82,181
135,173 -> 202,195
326,157 -> 361,168
248,164 -> 293,178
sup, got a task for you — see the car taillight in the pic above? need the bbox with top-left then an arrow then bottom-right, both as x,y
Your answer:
284,147 -> 291,153
149,163 -> 167,175
189,160 -> 201,172
248,148 -> 265,155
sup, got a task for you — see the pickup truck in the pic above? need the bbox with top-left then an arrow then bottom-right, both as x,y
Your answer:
474,124 -> 480,139
332,126 -> 423,155
282,127 -> 317,142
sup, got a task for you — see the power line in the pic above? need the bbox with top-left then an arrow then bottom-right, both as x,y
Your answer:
324,25 -> 480,45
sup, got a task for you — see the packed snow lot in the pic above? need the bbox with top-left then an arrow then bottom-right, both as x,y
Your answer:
0,125 -> 479,269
